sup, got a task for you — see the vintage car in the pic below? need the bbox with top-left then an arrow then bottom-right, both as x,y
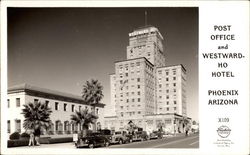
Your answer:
149,131 -> 163,139
75,133 -> 110,148
149,131 -> 159,139
99,129 -> 113,141
110,131 -> 130,144
128,131 -> 149,142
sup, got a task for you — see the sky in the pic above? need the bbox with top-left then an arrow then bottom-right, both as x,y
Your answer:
7,7 -> 198,121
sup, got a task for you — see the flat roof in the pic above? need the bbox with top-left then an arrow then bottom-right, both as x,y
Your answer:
130,25 -> 164,40
8,83 -> 105,107
157,64 -> 187,72
144,113 -> 191,119
114,57 -> 154,67
144,113 -> 183,117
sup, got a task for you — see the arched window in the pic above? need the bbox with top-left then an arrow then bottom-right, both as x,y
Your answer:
64,121 -> 70,134
55,120 -> 63,134
49,123 -> 54,135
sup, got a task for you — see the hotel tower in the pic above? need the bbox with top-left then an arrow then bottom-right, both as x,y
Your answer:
104,25 -> 190,133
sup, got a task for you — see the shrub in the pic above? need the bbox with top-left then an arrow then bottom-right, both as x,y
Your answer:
9,132 -> 20,140
8,137 -> 73,146
48,137 -> 73,144
39,137 -> 51,144
20,132 -> 30,138
48,130 -> 54,135
8,139 -> 29,147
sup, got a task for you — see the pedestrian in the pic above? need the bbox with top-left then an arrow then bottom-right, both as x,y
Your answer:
34,129 -> 41,145
28,129 -> 35,147
185,128 -> 189,137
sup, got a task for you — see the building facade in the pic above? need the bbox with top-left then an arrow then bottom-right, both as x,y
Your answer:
7,84 -> 105,138
104,25 -> 190,133
156,65 -> 187,116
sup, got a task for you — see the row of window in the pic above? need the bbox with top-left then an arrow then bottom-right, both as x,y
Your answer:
7,119 -> 91,134
158,83 -> 177,88
158,89 -> 177,94
158,88 -> 177,93
130,45 -> 148,52
120,104 -> 141,110
116,97 -> 141,103
158,94 -> 177,99
119,84 -> 142,91
118,60 -> 154,73
119,91 -> 141,97
54,102 -> 99,114
120,111 -> 142,117
146,119 -> 172,125
158,77 -> 177,82
158,69 -> 177,75
166,101 -> 177,105
7,98 -> 20,108
8,98 -> 98,114
159,107 -> 177,111
7,120 -> 21,133
120,78 -> 141,83
119,62 -> 140,70
116,90 -> 143,98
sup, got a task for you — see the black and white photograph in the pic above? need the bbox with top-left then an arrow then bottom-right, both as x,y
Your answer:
6,7 -> 199,150
1,1 -> 250,155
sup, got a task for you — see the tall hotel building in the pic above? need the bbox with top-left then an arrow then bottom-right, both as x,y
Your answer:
104,25 -> 190,133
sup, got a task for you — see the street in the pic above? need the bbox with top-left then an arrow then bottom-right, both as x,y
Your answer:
108,133 -> 199,148
16,133 -> 199,149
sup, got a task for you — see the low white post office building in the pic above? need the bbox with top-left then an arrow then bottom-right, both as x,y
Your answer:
7,83 -> 105,138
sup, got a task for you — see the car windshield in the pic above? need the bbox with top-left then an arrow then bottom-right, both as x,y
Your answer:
100,129 -> 111,135
88,132 -> 100,136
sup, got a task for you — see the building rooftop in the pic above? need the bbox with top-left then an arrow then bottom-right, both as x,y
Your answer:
144,113 -> 191,119
114,57 -> 154,67
129,25 -> 163,40
133,25 -> 155,31
8,83 -> 105,107
157,64 -> 187,72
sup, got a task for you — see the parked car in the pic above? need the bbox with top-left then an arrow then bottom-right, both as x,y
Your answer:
128,131 -> 149,142
98,129 -> 112,141
110,131 -> 130,144
149,131 -> 159,139
149,131 -> 163,139
75,133 -> 110,148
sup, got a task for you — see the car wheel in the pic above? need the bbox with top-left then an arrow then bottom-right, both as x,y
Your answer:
119,139 -> 123,144
88,143 -> 94,149
75,144 -> 79,148
104,141 -> 110,147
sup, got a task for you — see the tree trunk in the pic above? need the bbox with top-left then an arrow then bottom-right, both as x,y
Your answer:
81,125 -> 88,138
92,105 -> 97,132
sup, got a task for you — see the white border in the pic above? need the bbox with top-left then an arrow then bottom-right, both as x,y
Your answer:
1,1 -> 249,155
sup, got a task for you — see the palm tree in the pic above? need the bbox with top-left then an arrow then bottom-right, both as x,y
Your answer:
21,102 -> 52,134
127,120 -> 138,134
82,79 -> 104,131
71,108 -> 98,137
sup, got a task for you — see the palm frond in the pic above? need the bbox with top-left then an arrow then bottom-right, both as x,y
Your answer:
82,79 -> 104,107
21,101 -> 52,131
70,108 -> 98,130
